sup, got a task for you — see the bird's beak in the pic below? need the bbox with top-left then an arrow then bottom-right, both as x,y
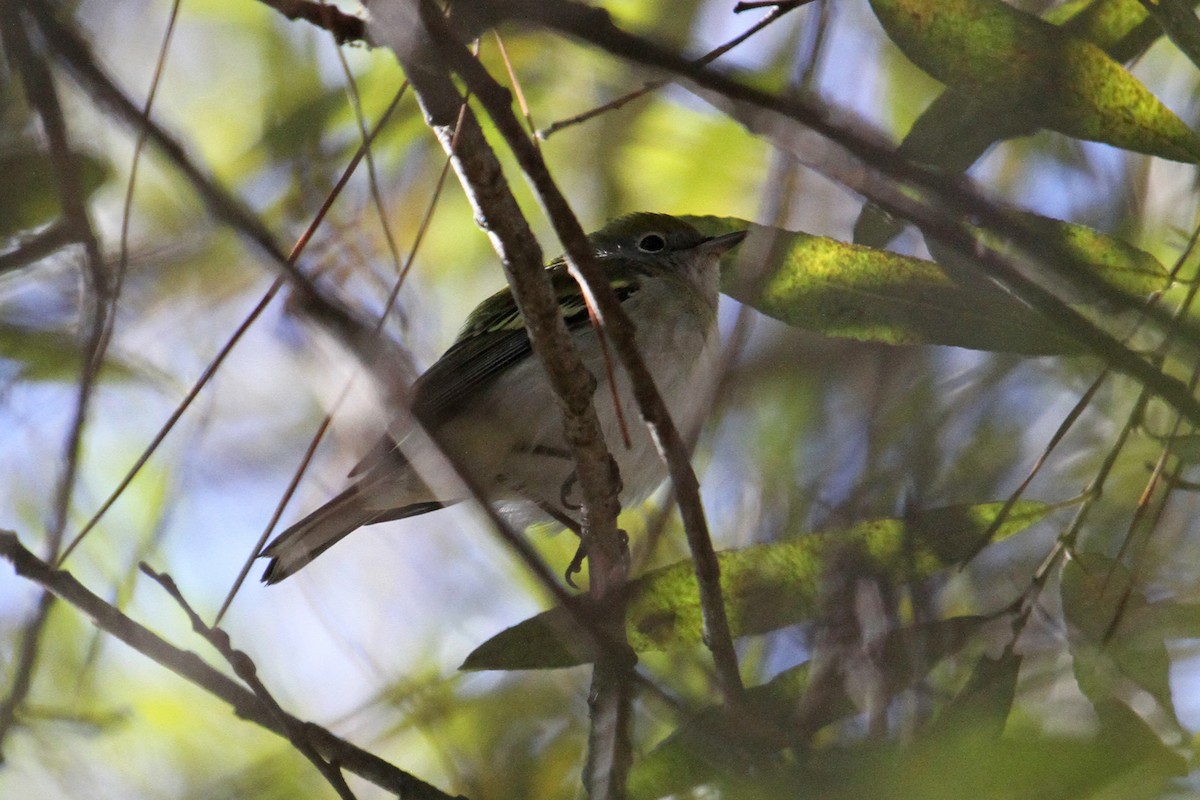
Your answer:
699,229 -> 748,257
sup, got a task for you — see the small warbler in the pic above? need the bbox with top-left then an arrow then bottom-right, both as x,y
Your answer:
260,213 -> 746,583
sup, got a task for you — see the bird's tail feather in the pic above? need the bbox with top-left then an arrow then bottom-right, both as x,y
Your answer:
259,487 -> 379,584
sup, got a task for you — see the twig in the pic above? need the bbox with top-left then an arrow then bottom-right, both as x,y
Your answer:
213,84 -> 410,623
0,222 -> 76,274
0,530 -> 466,800
257,0 -> 368,45
23,2 -> 399,385
537,0 -> 807,139
141,564 -> 359,799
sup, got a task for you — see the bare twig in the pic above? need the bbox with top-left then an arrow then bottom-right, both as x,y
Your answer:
23,2 -> 397,381
257,0 -> 368,44
537,0 -> 807,139
213,85 -> 410,623
0,530 -> 466,799
0,222 -> 76,273
142,564 -> 359,799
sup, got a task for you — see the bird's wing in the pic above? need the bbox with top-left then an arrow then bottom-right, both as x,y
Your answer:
349,261 -> 641,477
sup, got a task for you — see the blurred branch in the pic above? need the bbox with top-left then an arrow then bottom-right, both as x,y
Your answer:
480,0 -> 1200,428
258,0 -> 368,44
0,222 -> 76,274
0,0 -> 111,762
537,0 -> 807,140
0,530 -> 466,800
1138,0 -> 1200,71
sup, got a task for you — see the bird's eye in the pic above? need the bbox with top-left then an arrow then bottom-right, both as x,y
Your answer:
637,233 -> 666,253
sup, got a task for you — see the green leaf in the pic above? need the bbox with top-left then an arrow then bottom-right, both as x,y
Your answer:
0,148 -> 110,239
687,216 -> 1166,354
926,210 -> 1169,301
462,501 -> 1050,671
1062,553 -> 1185,736
866,0 -> 1200,162
0,323 -> 142,383
855,0 -> 1181,247
629,616 -> 984,800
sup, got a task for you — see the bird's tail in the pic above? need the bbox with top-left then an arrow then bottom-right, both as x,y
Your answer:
259,486 -> 380,584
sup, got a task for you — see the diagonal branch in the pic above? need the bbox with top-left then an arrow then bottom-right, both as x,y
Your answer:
0,530 -> 466,800
21,1 -> 402,386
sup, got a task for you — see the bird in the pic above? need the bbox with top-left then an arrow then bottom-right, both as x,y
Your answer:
259,213 -> 746,583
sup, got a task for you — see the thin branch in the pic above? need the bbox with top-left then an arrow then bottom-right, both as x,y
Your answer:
537,0 -> 808,139
142,564 -> 358,799
0,530 -> 466,800
22,2 -> 398,382
422,9 -> 745,704
213,85 -> 411,623
0,222 -> 76,274
0,2 -> 111,761
257,0 -> 368,45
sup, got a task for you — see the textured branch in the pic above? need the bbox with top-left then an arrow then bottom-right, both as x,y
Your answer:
0,530 -> 465,800
370,3 -> 636,796
420,9 -> 744,706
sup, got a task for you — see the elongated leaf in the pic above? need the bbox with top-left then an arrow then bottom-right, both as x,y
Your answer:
462,501 -> 1050,671
855,0 -> 1184,247
687,216 -> 1166,353
927,211 -> 1169,303
867,0 -> 1200,162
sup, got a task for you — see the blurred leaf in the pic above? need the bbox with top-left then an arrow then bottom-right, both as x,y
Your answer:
929,645 -> 1021,740
711,699 -> 1185,800
0,322 -> 142,383
688,216 -> 1166,353
0,148 -> 110,239
867,0 -> 1200,162
630,616 -> 985,800
463,501 -> 1049,671
1062,553 -> 1185,735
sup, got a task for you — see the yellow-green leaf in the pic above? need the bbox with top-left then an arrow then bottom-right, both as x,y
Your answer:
855,0 -> 1178,247
867,0 -> 1200,162
0,149 -> 110,239
461,501 -> 1050,671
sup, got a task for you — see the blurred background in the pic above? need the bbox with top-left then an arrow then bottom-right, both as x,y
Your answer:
3,0 -> 1200,797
